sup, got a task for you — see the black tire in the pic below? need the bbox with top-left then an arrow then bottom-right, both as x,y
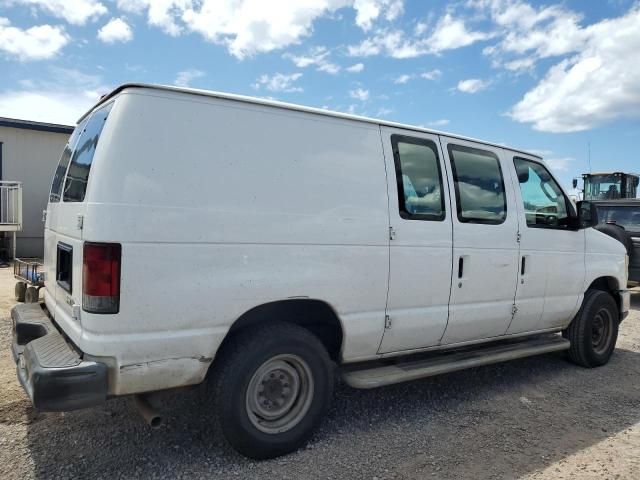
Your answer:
564,289 -> 619,367
14,281 -> 26,302
24,286 -> 39,303
210,322 -> 334,459
595,223 -> 634,260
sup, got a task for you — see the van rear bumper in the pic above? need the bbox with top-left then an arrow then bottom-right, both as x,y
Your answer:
11,303 -> 108,412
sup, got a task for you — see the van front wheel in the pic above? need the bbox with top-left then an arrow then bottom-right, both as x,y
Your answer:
564,289 -> 619,368
211,322 -> 334,459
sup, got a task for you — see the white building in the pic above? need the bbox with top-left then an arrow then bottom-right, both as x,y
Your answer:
0,117 -> 72,257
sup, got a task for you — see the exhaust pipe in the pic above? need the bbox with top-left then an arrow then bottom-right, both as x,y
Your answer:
134,395 -> 163,428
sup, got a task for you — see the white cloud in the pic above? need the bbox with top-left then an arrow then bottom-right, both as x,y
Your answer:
544,157 -> 574,172
456,78 -> 490,93
353,0 -> 404,31
503,57 -> 535,72
0,90 -> 97,124
185,0 -> 351,58
509,4 -> 640,132
346,62 -> 364,72
0,68 -> 107,124
97,17 -> 134,44
174,69 -> 205,87
8,0 -> 107,25
426,13 -> 493,54
117,0 -> 191,36
115,1 -> 407,58
521,149 -> 573,173
253,72 -> 303,92
349,87 -> 370,101
347,13 -> 490,58
428,119 -> 450,127
420,69 -> 442,80
347,29 -> 423,58
284,46 -> 340,75
472,0 -> 586,71
117,0 -> 350,58
394,74 -> 412,84
0,17 -> 68,61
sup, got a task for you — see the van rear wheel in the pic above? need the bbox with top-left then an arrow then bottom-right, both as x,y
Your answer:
210,322 -> 333,459
564,289 -> 619,367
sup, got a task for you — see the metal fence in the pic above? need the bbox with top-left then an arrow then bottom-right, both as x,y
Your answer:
0,181 -> 22,228
0,181 -> 23,259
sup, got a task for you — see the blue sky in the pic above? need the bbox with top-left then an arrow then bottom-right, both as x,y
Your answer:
0,0 -> 639,190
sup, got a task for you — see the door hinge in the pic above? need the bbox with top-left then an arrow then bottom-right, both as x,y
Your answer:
516,232 -> 521,243
511,304 -> 518,316
384,315 -> 392,329
42,209 -> 47,223
77,214 -> 84,230
389,226 -> 396,241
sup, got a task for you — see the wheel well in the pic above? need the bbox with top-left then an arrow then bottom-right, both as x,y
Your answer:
224,299 -> 344,362
588,276 -> 620,306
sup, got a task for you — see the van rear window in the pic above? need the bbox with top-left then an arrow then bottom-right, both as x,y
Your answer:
62,103 -> 113,202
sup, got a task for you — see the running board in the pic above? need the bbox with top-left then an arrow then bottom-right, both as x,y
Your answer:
341,335 -> 570,389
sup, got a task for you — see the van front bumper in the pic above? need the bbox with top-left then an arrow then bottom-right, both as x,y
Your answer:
620,290 -> 631,321
11,303 -> 108,412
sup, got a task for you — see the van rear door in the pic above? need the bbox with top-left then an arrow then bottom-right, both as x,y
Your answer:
45,103 -> 113,329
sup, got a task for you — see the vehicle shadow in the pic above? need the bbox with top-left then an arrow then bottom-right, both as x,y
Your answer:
25,344 -> 640,479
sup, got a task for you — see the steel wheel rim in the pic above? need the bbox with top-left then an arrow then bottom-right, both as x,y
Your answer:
246,354 -> 314,434
591,307 -> 613,355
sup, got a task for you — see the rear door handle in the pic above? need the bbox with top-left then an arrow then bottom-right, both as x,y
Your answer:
521,256 -> 526,275
458,257 -> 464,279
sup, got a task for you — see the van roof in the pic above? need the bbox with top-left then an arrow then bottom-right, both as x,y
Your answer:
85,83 -> 542,159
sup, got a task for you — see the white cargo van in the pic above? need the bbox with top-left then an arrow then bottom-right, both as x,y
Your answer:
11,84 -> 630,459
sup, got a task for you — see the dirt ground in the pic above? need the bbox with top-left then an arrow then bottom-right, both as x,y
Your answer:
0,265 -> 639,479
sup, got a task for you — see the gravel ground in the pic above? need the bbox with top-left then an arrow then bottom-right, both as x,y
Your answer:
0,266 -> 639,479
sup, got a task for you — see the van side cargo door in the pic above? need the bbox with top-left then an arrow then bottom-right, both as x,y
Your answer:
438,137 -> 520,344
378,127 -> 453,353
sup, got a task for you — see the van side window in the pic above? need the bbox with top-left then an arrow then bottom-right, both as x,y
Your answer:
448,144 -> 506,224
49,122 -> 85,202
513,157 -> 571,229
63,103 -> 113,202
391,135 -> 445,221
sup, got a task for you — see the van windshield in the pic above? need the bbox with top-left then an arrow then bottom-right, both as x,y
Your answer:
62,102 -> 113,202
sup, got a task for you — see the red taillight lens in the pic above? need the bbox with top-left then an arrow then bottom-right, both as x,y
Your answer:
83,242 -> 121,314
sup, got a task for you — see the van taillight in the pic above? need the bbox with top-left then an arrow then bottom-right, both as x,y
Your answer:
83,242 -> 121,314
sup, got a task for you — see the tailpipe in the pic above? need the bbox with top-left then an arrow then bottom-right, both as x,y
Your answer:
134,395 -> 163,428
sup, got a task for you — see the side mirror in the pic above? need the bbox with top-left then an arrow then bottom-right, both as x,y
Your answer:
575,200 -> 598,229
515,163 -> 529,183
572,178 -> 578,189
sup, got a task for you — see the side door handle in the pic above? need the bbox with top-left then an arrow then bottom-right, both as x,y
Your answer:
458,257 -> 464,279
521,256 -> 526,275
